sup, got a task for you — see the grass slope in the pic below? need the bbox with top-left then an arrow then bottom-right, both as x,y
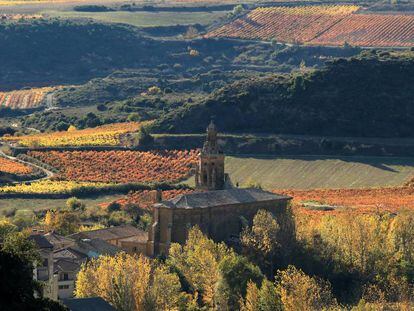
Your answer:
224,155 -> 414,189
42,10 -> 227,27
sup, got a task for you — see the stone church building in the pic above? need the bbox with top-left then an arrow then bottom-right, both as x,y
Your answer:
146,121 -> 292,256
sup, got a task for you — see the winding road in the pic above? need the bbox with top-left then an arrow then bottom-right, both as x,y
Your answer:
0,146 -> 55,183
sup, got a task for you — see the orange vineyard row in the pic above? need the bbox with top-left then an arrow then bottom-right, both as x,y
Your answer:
0,157 -> 33,175
28,150 -> 198,183
0,87 -> 55,110
276,187 -> 414,214
206,5 -> 414,47
206,5 -> 359,43
309,14 -> 414,47
3,122 -> 145,147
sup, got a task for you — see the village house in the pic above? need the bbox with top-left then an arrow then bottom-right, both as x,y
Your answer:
69,224 -> 148,254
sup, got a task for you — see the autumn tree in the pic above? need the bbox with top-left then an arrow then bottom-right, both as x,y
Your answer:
240,279 -> 283,311
149,265 -> 183,310
241,210 -> 280,275
276,265 -> 338,310
76,253 -> 184,311
167,226 -> 231,309
65,197 -> 85,212
44,210 -> 80,235
318,212 -> 389,275
388,212 -> 414,270
0,218 -> 17,240
240,281 -> 260,311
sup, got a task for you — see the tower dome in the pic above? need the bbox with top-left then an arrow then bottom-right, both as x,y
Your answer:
195,120 -> 225,191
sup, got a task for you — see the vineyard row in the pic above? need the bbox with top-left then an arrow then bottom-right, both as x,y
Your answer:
206,5 -> 414,48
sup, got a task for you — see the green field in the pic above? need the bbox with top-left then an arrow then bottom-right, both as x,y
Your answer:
42,10 -> 228,27
224,155 -> 414,190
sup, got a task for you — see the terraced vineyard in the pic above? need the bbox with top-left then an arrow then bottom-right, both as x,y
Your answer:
0,87 -> 55,110
206,5 -> 414,47
225,155 -> 414,189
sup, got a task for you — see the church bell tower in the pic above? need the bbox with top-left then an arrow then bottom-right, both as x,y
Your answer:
195,120 -> 225,191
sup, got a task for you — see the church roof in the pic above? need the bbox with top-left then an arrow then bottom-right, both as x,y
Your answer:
157,188 -> 291,209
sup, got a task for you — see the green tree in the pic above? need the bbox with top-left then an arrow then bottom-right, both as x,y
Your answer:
0,251 -> 66,311
46,211 -> 80,236
127,113 -> 141,122
66,197 -> 85,212
232,4 -> 244,16
218,254 -> 263,309
259,279 -> 282,311
136,127 -> 154,146
2,231 -> 40,264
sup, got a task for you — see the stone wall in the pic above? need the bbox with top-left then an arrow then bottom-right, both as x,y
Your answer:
149,198 -> 289,256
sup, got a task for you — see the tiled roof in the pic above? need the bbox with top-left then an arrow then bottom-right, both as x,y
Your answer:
73,238 -> 121,258
62,297 -> 115,311
29,234 -> 53,249
44,232 -> 75,250
157,188 -> 291,209
69,225 -> 144,241
54,247 -> 86,261
54,238 -> 121,260
54,258 -> 80,273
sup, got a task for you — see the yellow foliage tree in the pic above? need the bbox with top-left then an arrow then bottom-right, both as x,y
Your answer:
240,281 -> 260,311
76,253 -> 185,311
150,265 -> 183,310
167,226 -> 230,308
67,125 -> 77,132
44,210 -> 80,235
76,253 -> 152,311
276,266 -> 337,310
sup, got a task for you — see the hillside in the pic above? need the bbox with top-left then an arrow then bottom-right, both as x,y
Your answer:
154,51 -> 414,138
0,18 -> 361,92
225,155 -> 414,189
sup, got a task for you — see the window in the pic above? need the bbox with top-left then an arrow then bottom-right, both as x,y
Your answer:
42,258 -> 48,267
63,273 -> 69,281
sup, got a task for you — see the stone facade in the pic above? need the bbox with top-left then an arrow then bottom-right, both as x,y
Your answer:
147,189 -> 290,256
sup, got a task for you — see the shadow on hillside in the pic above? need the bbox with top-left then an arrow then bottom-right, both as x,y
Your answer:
229,154 -> 414,174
